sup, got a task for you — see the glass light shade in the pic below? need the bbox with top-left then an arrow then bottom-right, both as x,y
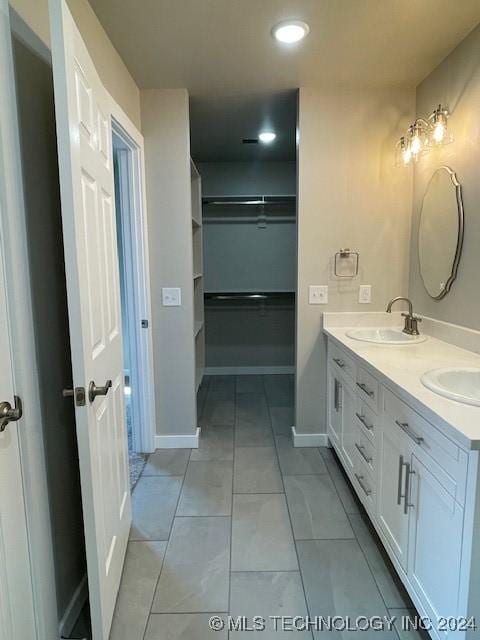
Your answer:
395,137 -> 412,167
429,105 -> 453,146
408,122 -> 429,160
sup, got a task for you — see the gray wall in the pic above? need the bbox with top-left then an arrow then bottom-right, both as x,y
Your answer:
141,89 -> 197,436
296,87 -> 415,435
408,23 -> 480,329
12,35 -> 85,623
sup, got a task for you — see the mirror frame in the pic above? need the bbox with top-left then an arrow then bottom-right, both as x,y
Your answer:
419,166 -> 464,300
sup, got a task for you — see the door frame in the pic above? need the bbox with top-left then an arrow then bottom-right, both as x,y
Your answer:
110,102 -> 156,454
1,4 -> 58,638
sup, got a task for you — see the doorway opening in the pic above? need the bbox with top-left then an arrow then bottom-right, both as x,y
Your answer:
112,119 -> 155,488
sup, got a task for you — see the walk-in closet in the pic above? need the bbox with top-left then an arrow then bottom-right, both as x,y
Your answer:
190,91 -> 297,379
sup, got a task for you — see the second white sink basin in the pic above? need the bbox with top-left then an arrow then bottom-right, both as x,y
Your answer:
346,328 -> 427,345
421,368 -> 480,407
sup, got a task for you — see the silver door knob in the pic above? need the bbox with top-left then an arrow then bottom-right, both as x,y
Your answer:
88,380 -> 112,403
0,396 -> 23,432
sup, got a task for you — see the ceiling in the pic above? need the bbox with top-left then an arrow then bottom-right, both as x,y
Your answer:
89,0 -> 480,161
189,91 -> 297,162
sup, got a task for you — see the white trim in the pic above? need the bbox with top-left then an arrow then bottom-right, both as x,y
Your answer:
291,426 -> 329,447
154,427 -> 201,449
205,366 -> 294,376
58,574 -> 88,638
110,104 -> 156,454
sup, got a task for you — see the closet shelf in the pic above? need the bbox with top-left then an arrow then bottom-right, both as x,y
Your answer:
205,291 -> 295,301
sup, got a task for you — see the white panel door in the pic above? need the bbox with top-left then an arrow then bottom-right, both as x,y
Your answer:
0,2 -> 37,637
48,1 -> 131,637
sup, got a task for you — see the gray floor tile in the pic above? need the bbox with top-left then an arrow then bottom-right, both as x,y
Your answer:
297,540 -> 397,639
325,459 -> 362,515
208,375 -> 235,398
152,517 -> 230,613
144,614 -> 227,639
264,375 -> 294,407
285,475 -> 355,540
235,393 -> 274,446
234,447 -> 283,494
349,514 -> 412,608
142,449 -> 191,476
236,375 -> 264,393
177,460 -> 233,516
130,476 -> 183,541
230,572 -> 312,638
275,436 -> 327,475
270,406 -> 294,436
318,446 -> 336,462
202,394 -> 235,426
109,541 -> 166,640
388,609 -> 430,640
190,425 -> 234,461
231,494 -> 298,571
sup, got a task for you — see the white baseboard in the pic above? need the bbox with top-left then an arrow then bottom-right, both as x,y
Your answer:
204,366 -> 294,376
291,426 -> 329,447
59,574 -> 88,638
154,427 -> 201,449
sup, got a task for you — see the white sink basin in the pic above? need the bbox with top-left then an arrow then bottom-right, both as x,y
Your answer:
421,368 -> 480,407
346,328 -> 427,345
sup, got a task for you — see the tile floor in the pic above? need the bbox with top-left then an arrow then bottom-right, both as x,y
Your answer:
104,374 -> 427,640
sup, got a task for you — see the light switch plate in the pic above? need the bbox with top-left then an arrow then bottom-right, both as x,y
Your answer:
162,287 -> 182,306
309,285 -> 328,304
359,285 -> 372,304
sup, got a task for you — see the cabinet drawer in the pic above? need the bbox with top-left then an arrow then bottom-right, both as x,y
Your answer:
353,451 -> 376,517
355,399 -> 377,443
356,365 -> 380,411
384,388 -> 468,506
329,342 -> 356,385
354,426 -> 376,476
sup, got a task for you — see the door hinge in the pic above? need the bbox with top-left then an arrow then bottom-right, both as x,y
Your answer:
141,319 -> 149,328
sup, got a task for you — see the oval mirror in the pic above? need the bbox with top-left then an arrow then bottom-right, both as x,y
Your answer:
418,166 -> 464,300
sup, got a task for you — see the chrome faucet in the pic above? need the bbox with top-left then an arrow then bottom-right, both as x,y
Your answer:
386,297 -> 422,336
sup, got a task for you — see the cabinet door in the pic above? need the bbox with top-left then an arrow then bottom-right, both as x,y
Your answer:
408,454 -> 463,626
328,370 -> 342,446
341,382 -> 356,474
377,419 -> 410,572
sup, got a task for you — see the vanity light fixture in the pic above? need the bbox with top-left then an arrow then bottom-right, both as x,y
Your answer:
259,131 -> 276,144
395,104 -> 453,166
272,20 -> 310,44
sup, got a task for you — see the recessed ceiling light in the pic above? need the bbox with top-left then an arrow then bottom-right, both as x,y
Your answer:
259,131 -> 276,144
272,20 -> 310,44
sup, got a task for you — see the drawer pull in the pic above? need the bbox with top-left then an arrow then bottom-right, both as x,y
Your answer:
333,357 -> 346,368
395,420 -> 424,445
355,412 -> 373,431
355,473 -> 372,496
356,382 -> 375,398
355,442 -> 372,464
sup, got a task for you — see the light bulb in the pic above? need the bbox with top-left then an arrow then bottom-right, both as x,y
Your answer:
259,131 -> 276,144
402,146 -> 412,165
410,134 -> 422,156
433,121 -> 445,143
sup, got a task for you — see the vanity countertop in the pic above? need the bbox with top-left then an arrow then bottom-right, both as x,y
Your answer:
324,324 -> 480,451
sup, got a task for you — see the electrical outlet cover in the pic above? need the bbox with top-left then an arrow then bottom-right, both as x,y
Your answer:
359,285 -> 372,304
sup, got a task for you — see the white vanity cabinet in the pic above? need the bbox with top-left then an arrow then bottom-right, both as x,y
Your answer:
326,337 -> 478,640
